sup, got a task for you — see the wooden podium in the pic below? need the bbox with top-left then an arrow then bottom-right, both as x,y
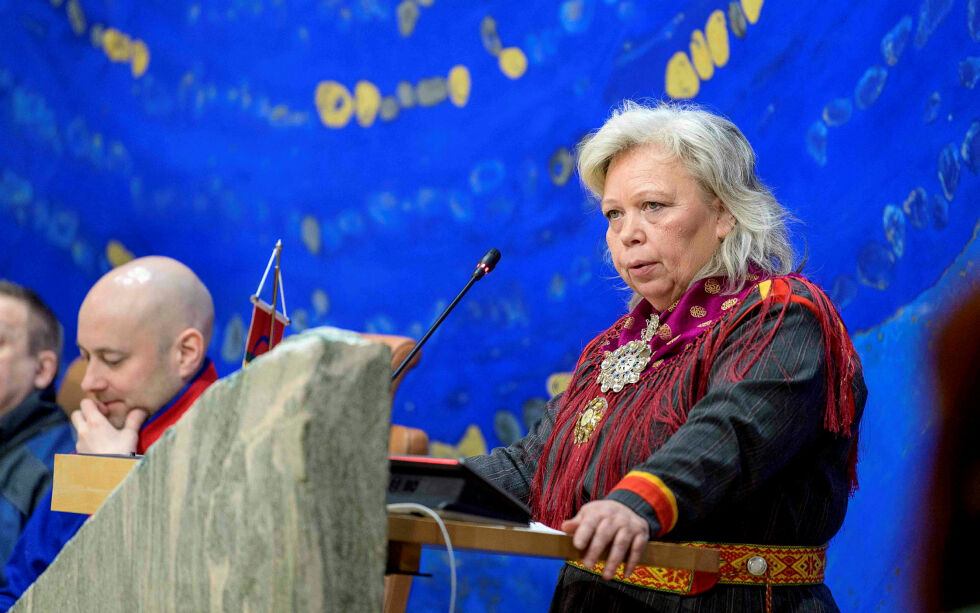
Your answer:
385,514 -> 720,613
51,455 -> 721,613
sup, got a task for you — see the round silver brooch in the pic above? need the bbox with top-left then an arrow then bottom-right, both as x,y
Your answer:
746,555 -> 768,576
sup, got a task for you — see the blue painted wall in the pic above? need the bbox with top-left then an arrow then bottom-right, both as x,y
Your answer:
1,0 -> 977,610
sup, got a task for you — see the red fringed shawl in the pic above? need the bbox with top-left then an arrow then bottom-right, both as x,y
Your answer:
530,276 -> 860,529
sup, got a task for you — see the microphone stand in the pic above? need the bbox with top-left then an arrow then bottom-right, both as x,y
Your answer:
391,249 -> 500,382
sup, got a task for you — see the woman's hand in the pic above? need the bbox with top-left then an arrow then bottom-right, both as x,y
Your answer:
561,500 -> 650,580
71,399 -> 148,455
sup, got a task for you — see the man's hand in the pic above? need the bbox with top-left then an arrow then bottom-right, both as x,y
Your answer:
70,399 -> 148,455
561,500 -> 650,580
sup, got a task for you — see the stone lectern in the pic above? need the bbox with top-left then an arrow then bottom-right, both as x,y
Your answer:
13,328 -> 392,613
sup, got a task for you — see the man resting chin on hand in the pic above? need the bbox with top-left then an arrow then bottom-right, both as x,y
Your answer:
0,256 -> 219,611
71,399 -> 148,455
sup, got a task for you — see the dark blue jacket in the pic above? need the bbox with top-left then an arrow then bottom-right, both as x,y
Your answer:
0,390 -> 75,583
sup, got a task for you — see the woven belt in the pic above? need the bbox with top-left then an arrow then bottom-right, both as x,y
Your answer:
566,541 -> 827,597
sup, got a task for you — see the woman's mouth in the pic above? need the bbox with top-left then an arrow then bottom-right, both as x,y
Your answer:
628,261 -> 657,276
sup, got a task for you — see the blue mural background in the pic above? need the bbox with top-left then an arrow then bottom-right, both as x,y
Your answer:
1,0 -> 978,610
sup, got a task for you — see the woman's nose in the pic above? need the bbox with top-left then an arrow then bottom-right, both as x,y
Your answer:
620,212 -> 645,244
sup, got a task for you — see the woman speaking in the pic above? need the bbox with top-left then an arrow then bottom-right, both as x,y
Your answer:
468,101 -> 866,612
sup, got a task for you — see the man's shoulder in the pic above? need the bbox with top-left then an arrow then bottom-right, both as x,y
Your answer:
20,416 -> 75,463
0,397 -> 72,456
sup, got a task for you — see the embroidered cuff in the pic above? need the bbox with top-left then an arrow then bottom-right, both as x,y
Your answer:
607,471 -> 678,537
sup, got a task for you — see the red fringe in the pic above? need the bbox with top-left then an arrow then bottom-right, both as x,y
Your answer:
705,277 -> 860,493
530,277 -> 861,529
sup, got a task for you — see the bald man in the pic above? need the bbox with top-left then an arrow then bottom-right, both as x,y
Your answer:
0,257 -> 218,610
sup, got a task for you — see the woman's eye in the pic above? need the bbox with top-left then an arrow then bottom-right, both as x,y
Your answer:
642,201 -> 664,211
604,209 -> 622,220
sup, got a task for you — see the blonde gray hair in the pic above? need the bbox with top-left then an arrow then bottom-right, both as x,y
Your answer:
577,100 -> 794,294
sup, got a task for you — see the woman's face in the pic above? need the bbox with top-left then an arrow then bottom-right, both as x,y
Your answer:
602,144 -> 735,311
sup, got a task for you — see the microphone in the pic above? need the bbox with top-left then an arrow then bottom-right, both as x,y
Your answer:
391,249 -> 502,382
472,248 -> 501,280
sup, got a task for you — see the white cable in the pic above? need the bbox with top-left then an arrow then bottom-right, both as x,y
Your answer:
387,503 -> 456,613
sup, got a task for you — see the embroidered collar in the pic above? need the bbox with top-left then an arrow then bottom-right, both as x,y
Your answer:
604,273 -> 765,373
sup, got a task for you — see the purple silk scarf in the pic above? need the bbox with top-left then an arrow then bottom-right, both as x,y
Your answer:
604,273 -> 768,367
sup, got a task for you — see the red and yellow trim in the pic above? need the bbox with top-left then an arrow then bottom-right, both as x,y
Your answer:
758,278 -> 818,315
610,471 -> 678,536
567,541 -> 827,595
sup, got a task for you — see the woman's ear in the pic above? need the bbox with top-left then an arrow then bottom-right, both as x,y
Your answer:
715,199 -> 736,240
173,328 -> 205,379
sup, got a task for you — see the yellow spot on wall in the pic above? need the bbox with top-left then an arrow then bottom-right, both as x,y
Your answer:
102,29 -> 130,61
130,40 -> 149,77
447,65 -> 471,107
430,424 -> 488,458
354,81 -> 381,127
665,51 -> 700,99
498,47 -> 528,79
100,28 -> 150,78
741,0 -> 763,24
689,30 -> 714,79
314,81 -> 354,128
547,372 -> 572,398
106,240 -> 134,268
705,10 -> 730,66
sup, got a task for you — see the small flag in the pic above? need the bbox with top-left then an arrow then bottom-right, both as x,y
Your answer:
243,240 -> 290,366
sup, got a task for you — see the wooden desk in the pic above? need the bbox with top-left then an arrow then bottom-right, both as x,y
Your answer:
385,514 -> 720,612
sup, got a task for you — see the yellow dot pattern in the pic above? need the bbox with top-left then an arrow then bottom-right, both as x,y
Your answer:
314,64 -> 471,130
689,30 -> 715,80
448,65 -> 471,107
314,81 -> 354,128
705,10 -> 730,67
741,0 -> 764,24
666,51 -> 700,99
99,28 -> 150,78
106,240 -> 134,268
354,81 -> 381,128
499,47 -> 528,79
665,3 -> 764,100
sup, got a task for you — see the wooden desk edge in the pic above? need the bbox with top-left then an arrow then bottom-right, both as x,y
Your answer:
388,514 -> 719,573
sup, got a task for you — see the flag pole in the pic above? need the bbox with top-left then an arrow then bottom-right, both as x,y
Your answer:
268,240 -> 282,348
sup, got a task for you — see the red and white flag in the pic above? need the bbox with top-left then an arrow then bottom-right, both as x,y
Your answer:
243,240 -> 289,366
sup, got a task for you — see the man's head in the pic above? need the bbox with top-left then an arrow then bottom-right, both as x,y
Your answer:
0,282 -> 61,416
77,256 -> 214,428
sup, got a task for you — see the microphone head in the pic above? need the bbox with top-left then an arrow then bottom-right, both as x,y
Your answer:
472,248 -> 502,279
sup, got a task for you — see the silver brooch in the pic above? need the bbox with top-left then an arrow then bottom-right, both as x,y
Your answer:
596,313 -> 659,393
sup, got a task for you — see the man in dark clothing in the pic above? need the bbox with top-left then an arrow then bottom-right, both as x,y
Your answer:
0,282 -> 75,581
0,257 -> 217,610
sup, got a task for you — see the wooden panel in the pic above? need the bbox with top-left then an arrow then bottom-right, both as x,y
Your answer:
51,454 -> 140,515
383,575 -> 415,613
387,514 -> 719,573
